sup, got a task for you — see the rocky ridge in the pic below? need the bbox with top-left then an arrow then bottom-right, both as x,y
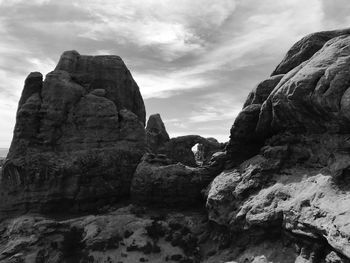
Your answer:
2,28 -> 350,263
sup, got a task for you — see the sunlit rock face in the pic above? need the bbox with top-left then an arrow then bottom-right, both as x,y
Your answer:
227,29 -> 350,165
1,51 -> 146,216
210,29 -> 350,262
258,35 -> 350,135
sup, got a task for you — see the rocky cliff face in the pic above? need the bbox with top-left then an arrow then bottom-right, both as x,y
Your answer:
211,28 -> 350,262
1,51 -> 146,216
3,28 -> 350,263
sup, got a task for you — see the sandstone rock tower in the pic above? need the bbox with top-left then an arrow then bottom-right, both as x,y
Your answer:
1,51 -> 146,215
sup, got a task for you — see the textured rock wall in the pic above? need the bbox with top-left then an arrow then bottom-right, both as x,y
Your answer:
1,51 -> 146,216
131,152 -> 226,207
163,135 -> 224,167
145,113 -> 224,167
227,28 -> 350,164
146,113 -> 170,153
213,28 -> 350,262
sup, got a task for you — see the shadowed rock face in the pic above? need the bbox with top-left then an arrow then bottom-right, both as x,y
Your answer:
1,51 -> 146,216
131,152 -> 226,207
145,115 -> 225,166
146,113 -> 170,153
243,74 -> 284,108
163,135 -> 224,167
227,104 -> 264,165
55,50 -> 146,124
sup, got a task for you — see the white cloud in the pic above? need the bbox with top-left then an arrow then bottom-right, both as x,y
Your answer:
26,57 -> 56,76
183,0 -> 323,76
77,0 -> 236,60
126,0 -> 324,101
134,70 -> 209,99
164,118 -> 188,129
188,93 -> 242,123
0,56 -> 57,148
0,99 -> 16,147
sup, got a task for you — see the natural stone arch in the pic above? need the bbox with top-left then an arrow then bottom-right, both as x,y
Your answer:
163,135 -> 224,167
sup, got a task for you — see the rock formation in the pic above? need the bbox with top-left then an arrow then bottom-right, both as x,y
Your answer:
208,28 -> 350,262
0,205 -> 207,263
4,28 -> 350,263
146,113 -> 170,153
131,152 -> 226,207
1,51 -> 146,216
145,115 -> 224,166
163,135 -> 224,167
226,104 -> 264,165
258,34 -> 350,135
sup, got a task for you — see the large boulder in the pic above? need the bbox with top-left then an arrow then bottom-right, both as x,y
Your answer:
1,51 -> 146,216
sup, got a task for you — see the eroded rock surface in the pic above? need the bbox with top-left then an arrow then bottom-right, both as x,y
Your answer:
208,29 -> 350,262
208,133 -> 350,262
243,74 -> 284,108
163,135 -> 224,167
1,51 -> 146,216
131,152 -> 226,207
0,206 -> 207,263
226,104 -> 264,165
146,113 -> 170,153
258,34 -> 350,135
4,28 -> 350,263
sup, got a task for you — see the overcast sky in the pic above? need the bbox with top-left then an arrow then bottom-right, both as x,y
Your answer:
0,0 -> 350,147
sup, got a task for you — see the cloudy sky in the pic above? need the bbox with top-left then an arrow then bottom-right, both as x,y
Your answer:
0,0 -> 350,147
